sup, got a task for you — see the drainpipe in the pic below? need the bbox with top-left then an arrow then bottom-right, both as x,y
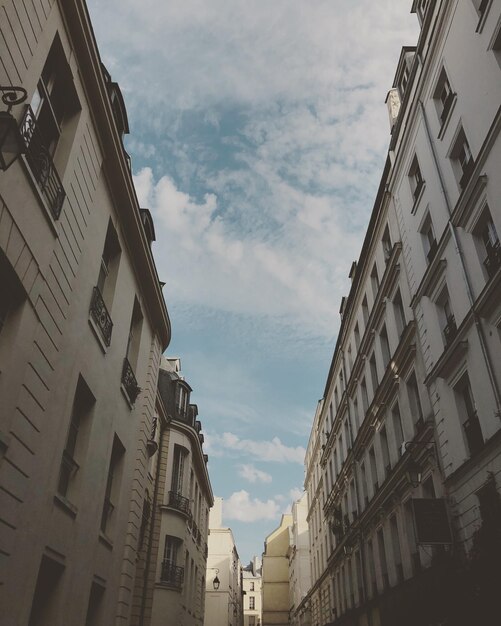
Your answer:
139,417 -> 166,626
340,350 -> 370,621
418,99 -> 501,414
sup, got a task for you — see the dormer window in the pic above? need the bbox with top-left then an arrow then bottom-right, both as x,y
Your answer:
399,65 -> 410,97
176,383 -> 190,418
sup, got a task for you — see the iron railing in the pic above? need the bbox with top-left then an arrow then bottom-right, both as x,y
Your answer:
122,357 -> 140,404
20,105 -> 65,219
167,491 -> 190,515
160,561 -> 184,589
90,286 -> 113,346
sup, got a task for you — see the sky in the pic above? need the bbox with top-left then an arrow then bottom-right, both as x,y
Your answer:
87,0 -> 419,564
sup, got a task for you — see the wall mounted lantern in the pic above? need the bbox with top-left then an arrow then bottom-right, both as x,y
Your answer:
406,459 -> 423,488
211,568 -> 220,590
0,86 -> 27,171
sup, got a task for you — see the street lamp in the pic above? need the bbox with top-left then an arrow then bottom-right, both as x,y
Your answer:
209,568 -> 220,590
0,85 -> 28,171
406,458 -> 422,488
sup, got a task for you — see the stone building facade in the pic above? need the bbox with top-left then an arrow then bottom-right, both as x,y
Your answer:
304,1 -> 501,625
243,556 -> 263,626
0,1 -> 171,625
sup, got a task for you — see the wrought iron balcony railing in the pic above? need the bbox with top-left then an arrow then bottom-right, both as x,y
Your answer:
20,106 -> 65,219
122,357 -> 140,404
90,286 -> 113,346
160,561 -> 184,589
443,315 -> 458,345
167,491 -> 190,515
484,240 -> 501,279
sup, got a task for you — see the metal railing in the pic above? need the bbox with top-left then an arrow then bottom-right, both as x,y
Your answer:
20,105 -> 65,219
484,240 -> 501,278
167,491 -> 190,515
160,561 -> 184,589
90,286 -> 113,346
122,357 -> 140,404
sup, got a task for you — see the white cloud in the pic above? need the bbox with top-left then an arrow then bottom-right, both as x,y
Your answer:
204,432 -> 305,464
223,490 -> 281,522
238,464 -> 273,484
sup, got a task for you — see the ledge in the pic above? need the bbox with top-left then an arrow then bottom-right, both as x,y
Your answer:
53,493 -> 78,519
98,531 -> 113,551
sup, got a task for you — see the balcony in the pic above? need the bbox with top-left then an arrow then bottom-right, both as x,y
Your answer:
20,106 -> 65,220
483,241 -> 501,279
443,315 -> 457,346
160,561 -> 184,589
463,412 -> 484,456
167,491 -> 190,516
121,357 -> 140,404
90,286 -> 113,346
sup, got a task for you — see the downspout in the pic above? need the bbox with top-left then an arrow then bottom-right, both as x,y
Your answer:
340,350 -> 370,620
418,98 -> 501,413
139,417 -> 165,626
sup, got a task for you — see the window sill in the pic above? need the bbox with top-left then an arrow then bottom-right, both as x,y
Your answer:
53,493 -> 77,519
99,531 -> 114,550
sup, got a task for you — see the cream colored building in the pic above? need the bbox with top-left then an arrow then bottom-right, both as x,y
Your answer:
261,513 -> 293,626
130,357 -> 213,626
243,556 -> 263,626
205,498 -> 244,626
288,494 -> 311,626
304,1 -> 501,625
0,1 -> 171,625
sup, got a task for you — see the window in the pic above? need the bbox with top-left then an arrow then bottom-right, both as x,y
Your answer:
405,500 -> 420,574
433,67 -> 454,128
392,403 -> 405,455
420,214 -> 437,264
361,378 -> 369,416
369,447 -> 378,494
393,289 -> 406,338
476,477 -> 501,527
28,554 -> 65,626
138,492 -> 151,551
371,263 -> 380,298
101,435 -> 125,535
249,596 -> 255,610
249,617 -> 256,626
369,353 -> 379,398
454,373 -> 483,456
175,384 -> 190,419
161,535 -> 183,586
90,220 -> 121,347
472,0 -> 490,20
378,528 -> 389,590
361,295 -> 369,327
380,324 -> 391,370
0,250 -> 25,339
353,396 -> 359,429
407,372 -> 424,431
450,126 -> 474,190
250,581 -> 255,591
409,155 -> 424,203
171,445 -> 187,495
437,289 -> 457,345
85,581 -> 105,626
125,298 -> 143,370
344,420 -> 351,451
23,35 -> 80,219
399,63 -> 410,98
382,224 -> 392,262
390,515 -> 404,583
380,426 -> 391,476
57,376 -> 95,500
347,344 -> 353,371
367,539 -> 377,597
474,207 -> 500,279
360,463 -> 368,508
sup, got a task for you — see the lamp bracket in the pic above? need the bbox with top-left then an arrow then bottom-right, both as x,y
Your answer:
0,86 -> 28,111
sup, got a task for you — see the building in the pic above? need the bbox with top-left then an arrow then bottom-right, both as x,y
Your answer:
205,497 -> 244,626
130,357 -> 213,626
0,1 -> 171,624
243,556 -> 263,626
261,513 -> 293,626
288,494 -> 312,626
304,1 -> 501,625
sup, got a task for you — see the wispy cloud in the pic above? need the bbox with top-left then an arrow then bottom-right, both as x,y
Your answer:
238,464 -> 273,484
223,490 -> 280,522
204,432 -> 305,464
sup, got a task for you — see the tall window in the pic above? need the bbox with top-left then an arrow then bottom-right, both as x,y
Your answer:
380,426 -> 391,476
380,324 -> 391,370
369,447 -> 378,494
390,515 -> 404,583
361,295 -> 369,327
249,596 -> 255,610
474,207 -> 500,279
369,353 -> 379,398
393,289 -> 406,338
433,67 -> 454,127
171,445 -> 187,495
378,528 -> 389,590
101,436 -> 125,535
392,403 -> 405,456
125,297 -> 143,370
85,582 -> 105,626
382,225 -> 392,262
367,539 -> 377,597
371,263 -> 380,298
450,127 -> 474,190
361,378 -> 369,416
57,376 -> 95,500
28,555 -> 65,626
354,323 -> 361,350
438,289 -> 457,346
454,373 -> 483,456
407,372 -> 424,431
420,214 -> 437,264
0,250 -> 25,340
409,156 -> 424,203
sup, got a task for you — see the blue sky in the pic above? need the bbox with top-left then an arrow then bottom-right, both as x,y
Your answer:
87,0 -> 418,564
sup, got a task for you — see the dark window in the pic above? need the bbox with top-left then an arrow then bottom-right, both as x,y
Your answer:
409,155 -> 424,202
390,515 -> 404,583
354,323 -> 361,350
367,539 -> 377,597
450,127 -> 474,189
454,373 -> 483,456
0,250 -> 25,338
97,220 -> 121,306
476,478 -> 501,527
369,353 -> 379,398
101,436 -> 125,535
382,225 -> 393,262
58,376 -> 95,499
380,324 -> 391,370
249,596 -> 255,610
369,447 -> 378,494
407,372 -> 424,430
421,214 -> 437,263
85,582 -> 105,626
362,295 -> 369,327
433,68 -> 454,127
378,529 -> 389,590
28,555 -> 64,626
171,445 -> 187,495
393,289 -> 406,338
380,426 -> 391,476
438,290 -> 457,346
475,207 -> 500,279
371,263 -> 380,298
392,403 -> 405,455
